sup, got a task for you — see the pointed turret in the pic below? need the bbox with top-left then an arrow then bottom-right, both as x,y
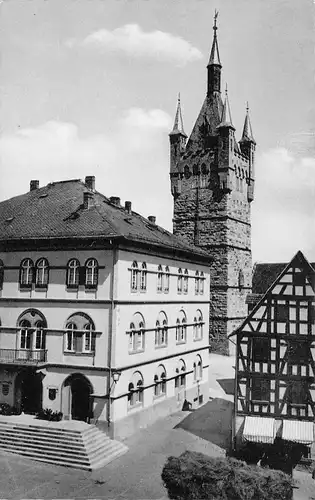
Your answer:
240,103 -> 256,144
217,87 -> 235,130
169,94 -> 187,197
207,11 -> 222,96
169,94 -> 187,137
239,104 -> 256,202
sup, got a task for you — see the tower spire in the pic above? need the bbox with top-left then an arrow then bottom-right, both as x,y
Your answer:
240,102 -> 255,143
170,93 -> 187,137
207,10 -> 222,95
208,10 -> 221,66
217,85 -> 235,130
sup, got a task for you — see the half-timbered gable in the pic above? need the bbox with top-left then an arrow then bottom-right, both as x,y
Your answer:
232,251 -> 315,451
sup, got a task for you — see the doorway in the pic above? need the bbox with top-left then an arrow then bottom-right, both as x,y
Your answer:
62,374 -> 92,422
15,369 -> 43,414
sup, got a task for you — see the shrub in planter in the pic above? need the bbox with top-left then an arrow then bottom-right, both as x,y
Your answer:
36,408 -> 63,421
0,403 -> 21,416
161,450 -> 293,500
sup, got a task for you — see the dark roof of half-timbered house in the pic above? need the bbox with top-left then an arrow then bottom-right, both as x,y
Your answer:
246,260 -> 315,307
232,251 -> 315,337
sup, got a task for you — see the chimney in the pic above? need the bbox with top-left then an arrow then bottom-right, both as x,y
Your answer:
83,191 -> 93,209
30,180 -> 39,191
85,176 -> 95,191
148,215 -> 156,224
110,196 -> 121,206
125,201 -> 132,214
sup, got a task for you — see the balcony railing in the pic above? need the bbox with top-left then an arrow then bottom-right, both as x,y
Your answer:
0,349 -> 47,364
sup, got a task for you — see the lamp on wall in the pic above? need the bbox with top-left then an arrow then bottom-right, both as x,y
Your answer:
112,371 -> 121,384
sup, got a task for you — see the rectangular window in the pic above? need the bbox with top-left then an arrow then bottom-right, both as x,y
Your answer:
288,341 -> 309,364
251,378 -> 270,402
276,304 -> 289,322
252,337 -> 270,363
288,382 -> 308,405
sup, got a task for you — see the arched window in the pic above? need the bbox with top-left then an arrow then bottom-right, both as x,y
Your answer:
0,260 -> 4,290
164,266 -> 170,293
84,322 -> 96,352
64,313 -> 96,353
85,258 -> 98,289
157,265 -> 163,292
193,310 -> 203,341
35,320 -> 46,350
140,262 -> 147,291
175,359 -> 186,389
183,269 -> 189,294
195,270 -> 200,295
194,355 -> 203,382
20,259 -> 34,287
154,365 -> 167,397
199,272 -> 205,294
177,268 -> 183,293
128,313 -> 145,353
35,258 -> 49,288
67,259 -> 80,288
17,310 -> 47,360
128,371 -> 144,407
238,270 -> 244,289
131,261 -> 139,291
155,312 -> 168,347
20,319 -> 32,349
176,310 -> 187,344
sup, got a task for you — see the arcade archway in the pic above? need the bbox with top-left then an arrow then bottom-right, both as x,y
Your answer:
62,373 -> 93,422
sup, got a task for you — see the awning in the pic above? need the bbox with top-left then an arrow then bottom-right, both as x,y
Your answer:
282,420 -> 314,445
243,416 -> 275,444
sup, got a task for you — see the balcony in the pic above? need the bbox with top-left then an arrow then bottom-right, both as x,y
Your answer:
0,349 -> 47,365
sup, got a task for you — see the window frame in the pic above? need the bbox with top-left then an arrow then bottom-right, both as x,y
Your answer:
85,258 -> 99,289
177,268 -> 183,294
0,260 -> 4,290
66,258 -> 80,289
157,265 -> 163,293
183,269 -> 189,294
140,262 -> 147,292
195,271 -> 200,295
35,258 -> 49,289
20,259 -> 34,288
131,261 -> 139,292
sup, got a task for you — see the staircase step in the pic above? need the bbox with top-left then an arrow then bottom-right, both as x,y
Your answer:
0,437 -> 87,456
0,419 -> 128,470
0,442 -> 90,463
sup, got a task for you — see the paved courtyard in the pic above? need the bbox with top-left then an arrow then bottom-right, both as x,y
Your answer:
0,357 -> 314,499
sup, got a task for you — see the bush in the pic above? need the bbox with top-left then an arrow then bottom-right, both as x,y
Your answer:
0,403 -> 21,416
36,408 -> 63,421
161,451 -> 293,500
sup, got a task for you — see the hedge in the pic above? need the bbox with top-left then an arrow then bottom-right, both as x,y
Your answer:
161,451 -> 293,500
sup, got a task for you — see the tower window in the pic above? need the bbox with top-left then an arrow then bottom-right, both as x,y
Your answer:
238,270 -> 244,289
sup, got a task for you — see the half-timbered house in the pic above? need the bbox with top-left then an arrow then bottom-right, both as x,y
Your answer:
231,251 -> 315,463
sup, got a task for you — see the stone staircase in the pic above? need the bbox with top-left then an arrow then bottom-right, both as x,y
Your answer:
0,418 -> 128,470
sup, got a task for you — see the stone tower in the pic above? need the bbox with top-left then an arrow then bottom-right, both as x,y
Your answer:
169,14 -> 256,355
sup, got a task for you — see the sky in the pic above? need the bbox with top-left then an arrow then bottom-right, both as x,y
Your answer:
0,0 -> 314,263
